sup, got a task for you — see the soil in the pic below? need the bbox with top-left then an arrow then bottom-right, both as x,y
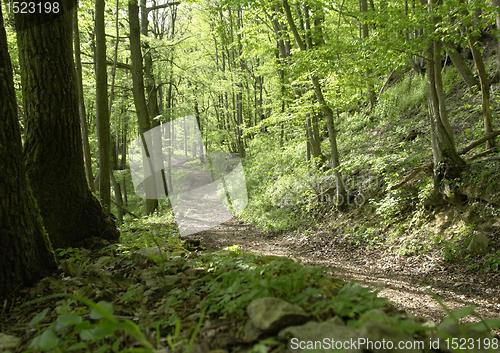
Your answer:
187,218 -> 500,326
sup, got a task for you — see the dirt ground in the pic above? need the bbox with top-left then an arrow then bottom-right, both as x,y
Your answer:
187,218 -> 500,325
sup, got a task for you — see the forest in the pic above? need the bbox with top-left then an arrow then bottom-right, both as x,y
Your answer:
1,0 -> 500,351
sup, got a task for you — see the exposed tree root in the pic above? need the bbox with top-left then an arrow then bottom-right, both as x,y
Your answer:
390,130 -> 500,190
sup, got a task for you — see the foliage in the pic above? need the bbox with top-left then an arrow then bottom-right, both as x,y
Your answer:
483,251 -> 500,272
24,294 -> 154,353
189,250 -> 346,316
56,248 -> 88,268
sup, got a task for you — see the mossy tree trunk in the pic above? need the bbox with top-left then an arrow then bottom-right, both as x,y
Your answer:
427,0 -> 466,203
129,0 -> 158,214
73,8 -> 95,193
0,6 -> 57,297
15,2 -> 119,249
95,0 -> 111,214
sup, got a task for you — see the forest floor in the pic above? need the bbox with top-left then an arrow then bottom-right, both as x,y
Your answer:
188,217 -> 500,326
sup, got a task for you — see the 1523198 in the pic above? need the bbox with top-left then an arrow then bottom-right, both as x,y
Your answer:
5,2 -> 60,14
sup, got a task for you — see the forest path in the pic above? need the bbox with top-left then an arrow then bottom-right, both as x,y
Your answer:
186,218 -> 500,325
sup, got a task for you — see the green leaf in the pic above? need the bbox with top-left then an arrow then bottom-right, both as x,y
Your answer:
73,320 -> 91,333
96,343 -> 112,353
67,342 -> 88,351
57,313 -> 83,326
79,328 -> 96,341
439,306 -> 476,329
470,319 -> 500,331
91,325 -> 115,339
90,301 -> 114,320
30,329 -> 59,350
29,308 -> 50,326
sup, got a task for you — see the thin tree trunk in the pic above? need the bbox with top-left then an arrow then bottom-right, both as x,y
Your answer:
73,8 -> 95,192
492,0 -> 500,82
110,170 -> 123,222
282,0 -> 346,206
427,0 -> 465,201
129,0 -> 158,214
443,40 -> 478,92
95,0 -> 111,214
360,0 -> 376,108
468,35 -> 495,149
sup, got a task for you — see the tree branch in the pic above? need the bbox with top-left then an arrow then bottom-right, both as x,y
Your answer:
146,2 -> 180,12
458,130 -> 500,155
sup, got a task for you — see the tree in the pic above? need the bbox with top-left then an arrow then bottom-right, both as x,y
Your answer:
426,0 -> 466,202
282,0 -> 347,206
15,1 -> 120,249
73,8 -> 95,192
0,6 -> 57,297
129,0 -> 158,214
95,0 -> 112,214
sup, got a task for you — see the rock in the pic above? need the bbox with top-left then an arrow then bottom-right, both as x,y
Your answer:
466,233 -> 489,254
130,248 -> 164,265
140,267 -> 182,292
278,315 -> 425,353
184,268 -> 205,277
0,333 -> 21,350
94,256 -> 114,269
240,319 -> 262,343
247,297 -> 309,333
59,259 -> 83,277
278,317 -> 363,353
138,248 -> 164,257
432,322 -> 500,353
359,320 -> 422,352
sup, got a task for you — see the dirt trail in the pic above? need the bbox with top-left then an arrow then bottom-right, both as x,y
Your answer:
187,218 -> 500,325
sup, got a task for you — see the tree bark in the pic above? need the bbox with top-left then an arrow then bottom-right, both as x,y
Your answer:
15,1 -> 119,249
443,40 -> 479,92
360,0 -> 376,108
0,6 -> 58,297
492,0 -> 500,82
73,8 -> 95,192
95,0 -> 111,214
129,0 -> 158,214
468,35 -> 495,149
282,0 -> 346,206
426,0 -> 465,201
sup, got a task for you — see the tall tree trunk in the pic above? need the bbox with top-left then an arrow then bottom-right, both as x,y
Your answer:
282,0 -> 347,208
443,40 -> 478,92
306,117 -> 321,159
282,0 -> 347,206
141,0 -> 168,199
360,0 -> 376,108
129,0 -> 158,214
95,0 -> 111,214
0,6 -> 57,297
110,171 -> 124,223
73,8 -> 95,192
492,0 -> 500,82
427,0 -> 465,202
468,35 -> 495,149
15,2 -> 119,249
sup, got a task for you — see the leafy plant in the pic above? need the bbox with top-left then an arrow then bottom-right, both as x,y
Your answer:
23,293 -> 154,353
483,251 -> 500,272
56,248 -> 88,268
193,251 -> 343,316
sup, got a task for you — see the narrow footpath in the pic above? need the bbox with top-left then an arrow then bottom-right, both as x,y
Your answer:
188,218 -> 500,325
